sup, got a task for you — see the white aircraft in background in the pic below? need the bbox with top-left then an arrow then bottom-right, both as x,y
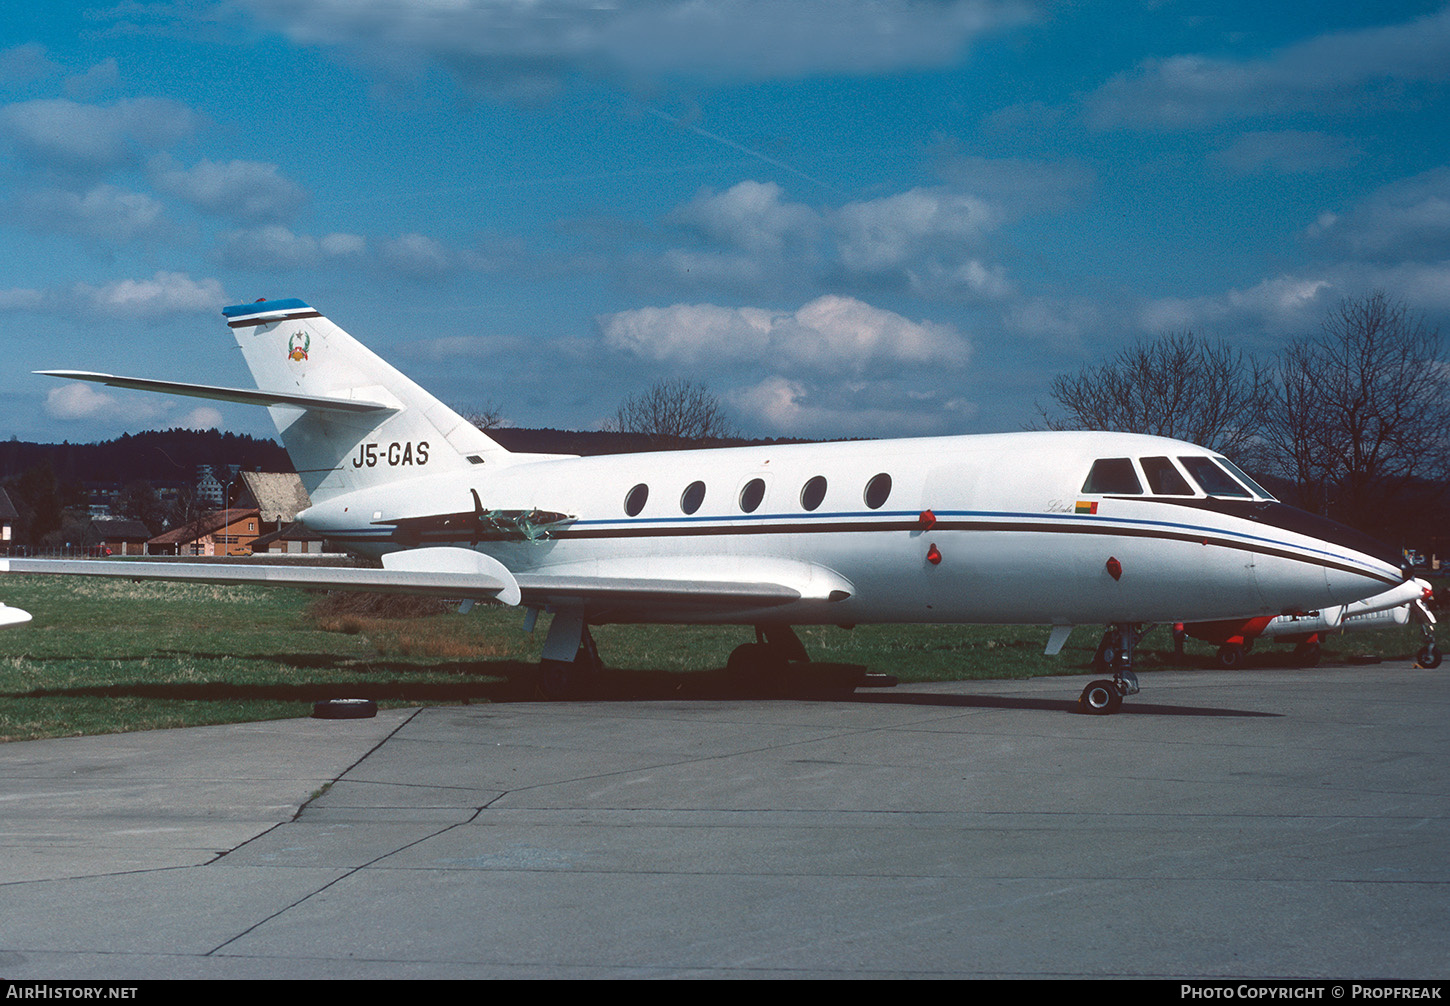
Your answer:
0,299 -> 1412,713
1182,576 -> 1438,669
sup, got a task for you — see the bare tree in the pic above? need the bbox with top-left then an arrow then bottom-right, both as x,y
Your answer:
1263,292 -> 1450,529
1041,332 -> 1271,459
458,401 -> 508,431
609,379 -> 737,444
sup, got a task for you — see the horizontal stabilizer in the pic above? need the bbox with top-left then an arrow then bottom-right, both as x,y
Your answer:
0,553 -> 519,606
36,371 -> 395,414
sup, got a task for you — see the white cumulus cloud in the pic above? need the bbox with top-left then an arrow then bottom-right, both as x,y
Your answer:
45,383 -> 164,424
731,374 -> 972,437
381,233 -> 456,278
0,97 -> 200,172
150,157 -> 307,222
1139,275 -> 1334,335
1084,6 -> 1450,130
17,185 -> 168,244
655,180 -> 1017,301
178,406 -> 225,430
834,188 -> 1001,274
238,0 -> 1033,95
1310,167 -> 1450,261
73,271 -> 226,318
671,180 -> 821,255
599,294 -> 970,374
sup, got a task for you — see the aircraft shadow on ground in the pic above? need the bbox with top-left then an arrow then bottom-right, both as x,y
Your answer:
848,690 -> 1281,717
5,653 -> 1282,717
7,641 -> 1402,715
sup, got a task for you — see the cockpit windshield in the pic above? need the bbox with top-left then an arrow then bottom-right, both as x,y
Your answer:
1081,458 -> 1142,494
1140,456 -> 1194,495
1214,456 -> 1274,499
1080,453 -> 1275,500
1178,456 -> 1251,497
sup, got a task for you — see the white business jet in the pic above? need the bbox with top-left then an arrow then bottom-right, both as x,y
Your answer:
2,299 -> 1408,712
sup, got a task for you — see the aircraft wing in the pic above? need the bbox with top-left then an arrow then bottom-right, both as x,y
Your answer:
36,371 -> 394,414
0,547 -> 520,606
0,551 -> 853,617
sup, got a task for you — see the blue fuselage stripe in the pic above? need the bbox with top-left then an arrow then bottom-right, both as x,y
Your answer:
315,508 -> 1393,581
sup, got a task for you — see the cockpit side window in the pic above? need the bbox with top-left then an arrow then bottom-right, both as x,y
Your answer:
1081,458 -> 1142,494
1141,456 -> 1194,495
1215,457 -> 1274,500
1179,456 -> 1250,497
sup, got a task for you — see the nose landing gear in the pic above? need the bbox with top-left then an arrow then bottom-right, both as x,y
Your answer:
1079,678 -> 1122,714
1413,592 -> 1440,669
1080,623 -> 1144,715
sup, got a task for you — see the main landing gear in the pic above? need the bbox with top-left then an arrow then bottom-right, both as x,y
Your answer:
726,624 -> 811,688
536,610 -> 602,700
725,624 -> 891,696
1215,640 -> 1251,669
531,613 -> 892,701
1079,623 -> 1144,715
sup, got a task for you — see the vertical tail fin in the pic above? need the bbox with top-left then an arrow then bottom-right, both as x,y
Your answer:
222,299 -> 508,501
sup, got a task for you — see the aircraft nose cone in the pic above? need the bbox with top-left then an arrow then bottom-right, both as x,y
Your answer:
1245,502 -> 1404,609
1323,564 -> 1399,608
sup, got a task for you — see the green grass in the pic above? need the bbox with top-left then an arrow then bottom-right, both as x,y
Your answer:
0,574 -> 1434,741
0,577 -> 535,742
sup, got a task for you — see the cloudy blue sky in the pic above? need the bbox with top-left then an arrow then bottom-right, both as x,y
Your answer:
4,1 -> 1450,445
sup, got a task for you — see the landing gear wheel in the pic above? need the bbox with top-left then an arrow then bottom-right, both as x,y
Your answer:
1078,679 -> 1122,715
1292,641 -> 1321,667
1216,643 -> 1246,669
726,642 -> 786,691
1416,643 -> 1442,669
536,620 -> 602,701
538,659 -> 580,700
312,698 -> 378,719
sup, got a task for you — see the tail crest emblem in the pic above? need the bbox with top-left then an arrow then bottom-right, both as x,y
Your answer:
288,331 -> 310,361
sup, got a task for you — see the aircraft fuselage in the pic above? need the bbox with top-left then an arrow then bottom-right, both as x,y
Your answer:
300,429 -> 1404,629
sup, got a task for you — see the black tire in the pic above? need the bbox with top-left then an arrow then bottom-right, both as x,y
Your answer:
1292,641 -> 1321,667
726,643 -> 786,688
1216,644 -> 1246,669
538,658 -> 591,700
312,698 -> 378,720
1079,679 -> 1122,715
1417,644 -> 1442,669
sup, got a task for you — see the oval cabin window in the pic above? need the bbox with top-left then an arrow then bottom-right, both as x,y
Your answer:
624,483 -> 649,516
863,473 -> 892,510
680,480 -> 706,515
739,478 -> 766,513
800,475 -> 827,511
